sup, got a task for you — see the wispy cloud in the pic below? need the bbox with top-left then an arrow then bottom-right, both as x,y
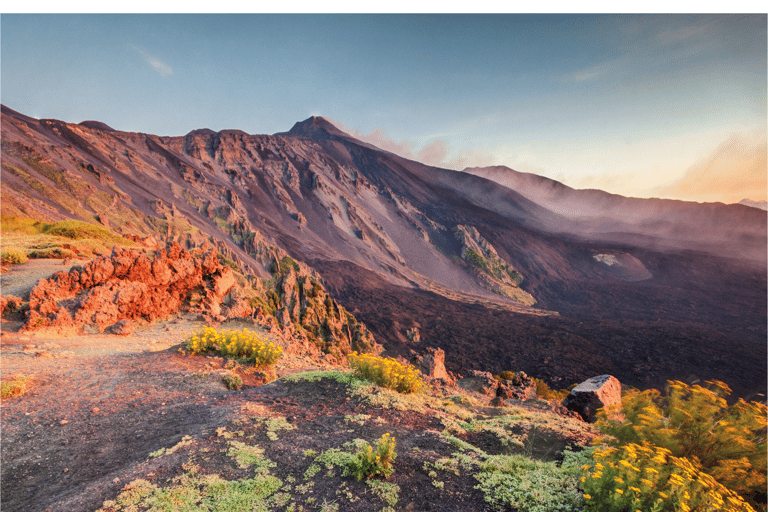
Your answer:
570,59 -> 621,82
654,130 -> 767,203
132,45 -> 173,77
326,118 -> 495,171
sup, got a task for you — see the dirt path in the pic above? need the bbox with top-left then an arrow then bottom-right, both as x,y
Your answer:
0,259 -> 81,300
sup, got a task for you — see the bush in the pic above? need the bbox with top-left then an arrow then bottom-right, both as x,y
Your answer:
344,434 -> 397,481
595,380 -> 767,502
222,373 -> 243,391
1,374 -> 31,398
40,220 -> 125,243
348,353 -> 424,394
185,326 -> 282,367
581,443 -> 756,512
474,451 -> 587,512
1,246 -> 28,265
532,377 -> 570,401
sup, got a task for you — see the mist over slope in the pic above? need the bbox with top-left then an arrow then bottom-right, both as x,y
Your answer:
1,105 -> 765,396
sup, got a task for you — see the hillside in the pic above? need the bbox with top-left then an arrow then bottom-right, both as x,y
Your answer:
1,104 -> 766,397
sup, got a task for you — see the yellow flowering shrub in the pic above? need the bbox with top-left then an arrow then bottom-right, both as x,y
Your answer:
185,326 -> 282,367
348,353 -> 424,394
581,443 -> 756,512
596,380 -> 767,501
344,433 -> 397,481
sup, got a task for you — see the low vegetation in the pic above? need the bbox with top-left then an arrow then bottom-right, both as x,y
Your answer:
344,433 -> 397,481
0,374 -> 32,398
584,380 -> 767,511
348,353 -> 425,394
185,326 -> 283,368
0,216 -> 133,261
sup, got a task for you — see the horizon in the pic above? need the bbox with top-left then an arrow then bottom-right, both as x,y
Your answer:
1,13 -> 765,204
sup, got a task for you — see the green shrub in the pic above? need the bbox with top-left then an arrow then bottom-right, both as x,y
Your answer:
40,220 -> 125,243
533,377 -> 570,401
185,326 -> 282,367
1,246 -> 28,265
348,353 -> 424,394
595,380 -> 767,502
344,434 -> 397,481
495,370 -> 516,381
222,373 -> 243,391
474,451 -> 587,512
581,443 -> 756,512
1,374 -> 31,398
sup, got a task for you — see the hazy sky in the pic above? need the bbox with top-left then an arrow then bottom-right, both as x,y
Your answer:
2,14 -> 766,203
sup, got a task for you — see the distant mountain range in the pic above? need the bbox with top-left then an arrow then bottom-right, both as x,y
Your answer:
1,105 -> 765,397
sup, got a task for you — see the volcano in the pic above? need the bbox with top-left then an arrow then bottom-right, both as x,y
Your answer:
2,104 -> 765,397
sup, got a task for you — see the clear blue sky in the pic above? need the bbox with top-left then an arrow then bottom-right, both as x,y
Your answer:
2,14 -> 765,203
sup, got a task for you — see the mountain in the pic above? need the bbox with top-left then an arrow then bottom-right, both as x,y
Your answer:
1,104 -> 765,397
739,198 -> 768,211
463,165 -> 766,262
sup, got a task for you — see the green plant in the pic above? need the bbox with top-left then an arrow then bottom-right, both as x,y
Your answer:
0,246 -> 28,265
532,377 -> 570,401
345,433 -> 397,481
596,380 -> 767,503
1,374 -> 31,398
222,373 -> 243,391
185,326 -> 282,368
348,353 -> 424,394
473,450 -> 587,512
581,443 -> 756,512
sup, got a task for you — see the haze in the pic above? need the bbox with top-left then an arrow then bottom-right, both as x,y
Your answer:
1,13 -> 765,204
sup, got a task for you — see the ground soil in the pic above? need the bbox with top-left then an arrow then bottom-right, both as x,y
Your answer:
1,261 -> 594,512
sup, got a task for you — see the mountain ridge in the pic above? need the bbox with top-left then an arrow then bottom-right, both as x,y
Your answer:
1,105 -> 765,397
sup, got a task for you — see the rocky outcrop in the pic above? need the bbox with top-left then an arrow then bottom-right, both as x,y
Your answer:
453,225 -> 536,305
495,371 -> 537,401
251,259 -> 380,360
562,374 -> 622,422
23,242 -> 240,333
410,347 -> 452,383
457,370 -> 499,396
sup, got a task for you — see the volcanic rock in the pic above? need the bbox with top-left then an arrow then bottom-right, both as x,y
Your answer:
22,242 -> 237,333
410,347 -> 451,382
496,372 -> 536,400
457,370 -> 499,396
562,374 -> 622,422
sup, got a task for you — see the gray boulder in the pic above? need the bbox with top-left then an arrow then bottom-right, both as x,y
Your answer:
563,374 -> 622,422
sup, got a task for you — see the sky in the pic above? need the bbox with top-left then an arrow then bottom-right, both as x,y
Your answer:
1,13 -> 766,204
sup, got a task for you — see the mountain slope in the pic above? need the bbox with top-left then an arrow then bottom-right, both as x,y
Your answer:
1,105 -> 765,396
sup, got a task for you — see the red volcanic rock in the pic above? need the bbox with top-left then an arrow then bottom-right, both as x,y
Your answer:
0,295 -> 23,316
562,374 -> 622,422
23,242 -> 242,333
410,347 -> 452,383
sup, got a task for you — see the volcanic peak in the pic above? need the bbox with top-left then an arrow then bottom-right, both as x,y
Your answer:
278,115 -> 348,140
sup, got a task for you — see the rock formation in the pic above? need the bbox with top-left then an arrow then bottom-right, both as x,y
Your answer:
23,242 -> 239,333
562,374 -> 622,422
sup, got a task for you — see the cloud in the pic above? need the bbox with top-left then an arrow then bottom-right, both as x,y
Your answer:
654,131 -> 767,203
133,46 -> 173,77
327,119 -> 495,171
448,148 -> 496,170
570,60 -> 617,82
416,140 -> 448,167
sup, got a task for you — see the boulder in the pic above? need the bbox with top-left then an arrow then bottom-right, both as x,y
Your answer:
457,370 -> 498,396
562,374 -> 622,422
496,371 -> 537,400
410,347 -> 451,382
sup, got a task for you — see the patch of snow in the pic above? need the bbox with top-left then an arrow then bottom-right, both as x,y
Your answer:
594,253 -> 621,267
